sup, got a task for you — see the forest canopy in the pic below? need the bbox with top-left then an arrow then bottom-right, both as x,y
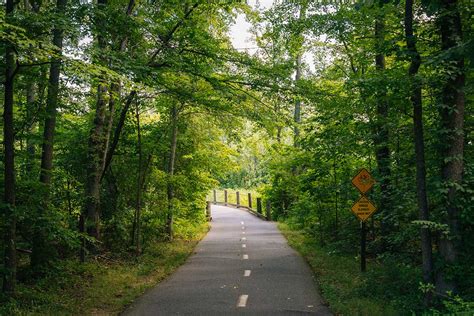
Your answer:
1,0 -> 473,314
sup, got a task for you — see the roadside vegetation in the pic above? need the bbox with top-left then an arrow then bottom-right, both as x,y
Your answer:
0,223 -> 207,315
279,222 -> 474,315
280,222 -> 418,315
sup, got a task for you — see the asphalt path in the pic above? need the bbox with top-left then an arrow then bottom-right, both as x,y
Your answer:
123,204 -> 332,315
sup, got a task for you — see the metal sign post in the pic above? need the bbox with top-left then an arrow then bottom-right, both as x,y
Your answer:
360,221 -> 366,272
351,168 -> 377,273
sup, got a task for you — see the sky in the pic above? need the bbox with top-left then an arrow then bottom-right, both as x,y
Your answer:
228,0 -> 318,74
228,0 -> 274,50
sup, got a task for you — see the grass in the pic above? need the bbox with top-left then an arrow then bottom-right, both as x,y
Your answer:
278,222 -> 403,316
1,223 -> 209,315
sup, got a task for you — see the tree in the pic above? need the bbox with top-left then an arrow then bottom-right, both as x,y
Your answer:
2,0 -> 17,295
436,0 -> 466,295
32,0 -> 68,272
404,0 -> 433,305
373,0 -> 393,250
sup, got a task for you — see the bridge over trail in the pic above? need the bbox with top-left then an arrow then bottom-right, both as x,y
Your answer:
123,204 -> 331,315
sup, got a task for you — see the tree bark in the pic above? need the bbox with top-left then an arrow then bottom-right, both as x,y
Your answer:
333,157 -> 338,237
374,3 -> 393,251
81,0 -> 136,258
436,0 -> 465,294
404,0 -> 434,305
2,0 -> 17,295
25,82 -> 37,174
134,103 -> 143,254
98,0 -> 136,182
294,53 -> 302,145
166,104 -> 179,241
100,90 -> 137,181
101,83 -> 118,175
32,0 -> 67,271
84,83 -> 108,241
82,0 -> 112,249
293,4 -> 306,147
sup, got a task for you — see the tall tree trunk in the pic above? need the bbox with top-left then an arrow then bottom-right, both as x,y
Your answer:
333,157 -> 338,237
166,104 -> 179,241
25,82 -> 36,173
2,0 -> 17,295
84,83 -> 108,241
436,0 -> 465,294
293,4 -> 306,147
32,0 -> 67,272
99,0 -> 136,182
374,3 -> 392,251
81,0 -> 109,254
101,91 -> 137,182
101,84 -> 118,174
404,0 -> 434,305
294,53 -> 302,145
134,103 -> 143,254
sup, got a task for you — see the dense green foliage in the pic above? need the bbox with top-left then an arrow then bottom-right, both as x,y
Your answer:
226,0 -> 473,313
0,0 -> 259,308
0,224 -> 207,315
1,0 -> 473,314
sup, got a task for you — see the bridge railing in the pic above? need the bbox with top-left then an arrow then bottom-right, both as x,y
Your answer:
206,189 -> 272,221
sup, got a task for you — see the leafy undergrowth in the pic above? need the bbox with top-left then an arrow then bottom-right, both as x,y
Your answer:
0,223 -> 208,316
279,222 -> 419,316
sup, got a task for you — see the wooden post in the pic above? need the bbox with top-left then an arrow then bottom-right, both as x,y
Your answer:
224,190 -> 228,205
236,191 -> 240,208
206,201 -> 212,221
361,221 -> 366,272
257,197 -> 262,214
248,193 -> 252,208
265,200 -> 272,221
213,190 -> 217,203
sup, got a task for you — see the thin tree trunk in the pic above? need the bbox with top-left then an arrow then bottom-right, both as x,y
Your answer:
81,0 -> 109,252
99,0 -> 135,181
374,3 -> 392,251
405,0 -> 434,305
134,103 -> 143,254
26,82 -> 36,173
333,157 -> 338,236
32,0 -> 67,271
436,0 -> 465,294
294,53 -> 302,145
100,90 -> 137,181
2,0 -> 17,295
293,4 -> 306,147
166,104 -> 179,241
101,83 -> 118,175
67,178 -> 73,215
84,83 -> 108,241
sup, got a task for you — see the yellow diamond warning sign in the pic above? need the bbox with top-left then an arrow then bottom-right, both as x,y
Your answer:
352,168 -> 376,194
351,195 -> 377,222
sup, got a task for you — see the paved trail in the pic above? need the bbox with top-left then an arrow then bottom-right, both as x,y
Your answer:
123,205 -> 331,315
